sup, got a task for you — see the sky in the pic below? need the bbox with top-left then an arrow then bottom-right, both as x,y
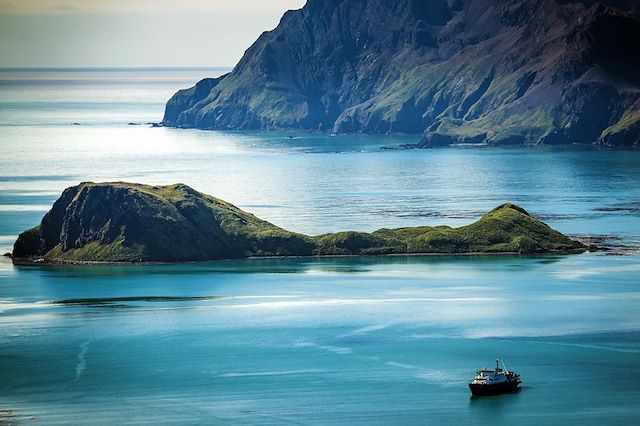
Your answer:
0,0 -> 306,68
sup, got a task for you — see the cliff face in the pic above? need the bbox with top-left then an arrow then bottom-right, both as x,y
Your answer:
163,0 -> 640,148
13,182 -> 314,262
13,182 -> 585,263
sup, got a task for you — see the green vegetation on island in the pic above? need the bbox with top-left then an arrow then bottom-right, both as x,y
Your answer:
12,182 -> 587,264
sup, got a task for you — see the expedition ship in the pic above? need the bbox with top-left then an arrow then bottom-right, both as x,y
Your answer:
469,358 -> 521,396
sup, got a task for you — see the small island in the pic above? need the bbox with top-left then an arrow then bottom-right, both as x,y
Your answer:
12,182 -> 587,264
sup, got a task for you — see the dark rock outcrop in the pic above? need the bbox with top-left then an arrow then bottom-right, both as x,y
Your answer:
13,182 -> 586,263
162,0 -> 640,148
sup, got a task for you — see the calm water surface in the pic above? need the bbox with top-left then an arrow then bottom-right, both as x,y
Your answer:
0,69 -> 639,424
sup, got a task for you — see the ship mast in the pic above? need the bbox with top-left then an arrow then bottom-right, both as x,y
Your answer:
496,356 -> 499,371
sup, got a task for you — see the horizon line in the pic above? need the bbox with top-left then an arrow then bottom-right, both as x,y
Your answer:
0,66 -> 234,71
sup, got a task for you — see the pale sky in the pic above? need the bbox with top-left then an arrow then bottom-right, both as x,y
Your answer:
0,0 -> 306,67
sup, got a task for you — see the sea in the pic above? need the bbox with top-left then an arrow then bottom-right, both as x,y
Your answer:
0,68 -> 639,425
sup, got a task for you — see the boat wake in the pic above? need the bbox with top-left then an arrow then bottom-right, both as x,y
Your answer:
69,340 -> 90,384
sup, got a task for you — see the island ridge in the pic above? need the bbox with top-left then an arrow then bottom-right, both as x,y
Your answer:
12,182 -> 587,264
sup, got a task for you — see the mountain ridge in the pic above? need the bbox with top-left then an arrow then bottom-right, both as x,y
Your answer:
163,0 -> 640,148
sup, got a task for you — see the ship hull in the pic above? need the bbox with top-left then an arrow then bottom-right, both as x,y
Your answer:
469,381 -> 520,396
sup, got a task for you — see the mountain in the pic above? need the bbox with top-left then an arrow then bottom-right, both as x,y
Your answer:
162,0 -> 640,148
12,182 -> 586,263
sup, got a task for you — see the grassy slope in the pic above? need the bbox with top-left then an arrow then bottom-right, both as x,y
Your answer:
14,184 -> 585,263
600,109 -> 640,147
17,182 -> 313,263
313,203 -> 583,256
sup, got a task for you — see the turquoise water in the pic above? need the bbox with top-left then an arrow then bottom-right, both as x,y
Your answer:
1,69 -> 639,424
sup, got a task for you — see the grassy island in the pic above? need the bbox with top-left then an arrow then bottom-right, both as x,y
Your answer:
12,182 -> 587,264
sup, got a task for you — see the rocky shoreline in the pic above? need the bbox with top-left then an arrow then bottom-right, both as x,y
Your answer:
12,249 -> 595,267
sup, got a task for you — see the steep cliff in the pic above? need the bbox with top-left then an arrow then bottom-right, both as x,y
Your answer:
13,182 -> 586,263
163,0 -> 640,148
12,182 -> 314,262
